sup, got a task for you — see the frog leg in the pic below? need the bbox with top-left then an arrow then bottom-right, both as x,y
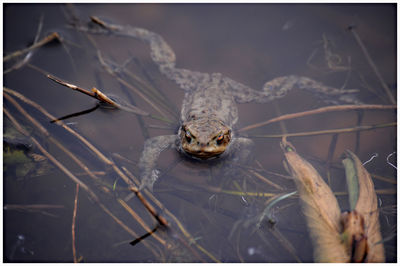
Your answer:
224,75 -> 362,105
138,135 -> 179,190
227,137 -> 255,164
86,20 -> 210,91
211,137 -> 255,180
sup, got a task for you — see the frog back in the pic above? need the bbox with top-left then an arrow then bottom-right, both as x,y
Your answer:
180,78 -> 238,127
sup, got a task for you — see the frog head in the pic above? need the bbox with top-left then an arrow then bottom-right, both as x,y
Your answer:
179,117 -> 232,159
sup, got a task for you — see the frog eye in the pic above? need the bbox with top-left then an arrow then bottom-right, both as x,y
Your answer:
185,130 -> 192,143
216,133 -> 224,145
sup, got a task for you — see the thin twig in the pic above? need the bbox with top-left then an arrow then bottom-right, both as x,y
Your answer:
334,189 -> 396,196
72,184 -> 79,263
371,174 -> 397,185
47,74 -> 150,116
239,104 -> 396,132
47,74 -> 113,103
4,15 -> 44,74
268,227 -> 302,262
251,122 -> 396,138
4,204 -> 64,217
349,26 -> 396,104
254,160 -> 293,180
203,185 -> 277,197
4,204 -> 64,210
354,111 -> 364,155
248,169 -> 284,190
4,32 -> 61,62
358,73 -> 388,103
325,134 -> 339,186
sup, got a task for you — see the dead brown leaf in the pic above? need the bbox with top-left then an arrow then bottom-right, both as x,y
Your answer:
281,140 -> 385,262
281,140 -> 348,262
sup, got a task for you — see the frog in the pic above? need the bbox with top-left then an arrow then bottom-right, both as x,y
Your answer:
84,18 -> 361,190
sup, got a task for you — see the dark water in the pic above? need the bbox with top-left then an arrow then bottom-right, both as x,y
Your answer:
3,3 -> 396,262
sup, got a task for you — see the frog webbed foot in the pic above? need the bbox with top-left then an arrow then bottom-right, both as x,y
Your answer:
139,169 -> 161,191
138,135 -> 178,191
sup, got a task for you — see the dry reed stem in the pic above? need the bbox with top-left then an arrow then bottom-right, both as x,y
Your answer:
117,198 -> 166,246
248,169 -> 284,190
349,27 -> 396,104
72,184 -> 79,263
4,91 -> 162,253
4,32 -> 61,62
47,74 -> 150,116
239,104 -> 396,132
121,167 -> 220,262
251,122 -> 396,138
5,106 -> 159,256
3,90 -> 101,182
4,15 -> 44,74
269,227 -> 302,262
4,204 -> 64,217
3,107 -> 98,202
47,74 -> 116,106
334,189 -> 396,196
371,174 -> 396,184
4,88 -> 170,234
325,134 -> 339,186
203,185 -> 277,197
3,87 -> 114,165
4,204 -> 64,210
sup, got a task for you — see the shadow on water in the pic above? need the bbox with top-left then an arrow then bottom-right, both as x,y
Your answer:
3,3 -> 396,262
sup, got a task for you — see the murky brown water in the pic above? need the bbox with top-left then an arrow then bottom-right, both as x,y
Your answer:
4,3 -> 396,262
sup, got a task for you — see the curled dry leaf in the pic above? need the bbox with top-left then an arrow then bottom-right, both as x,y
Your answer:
281,140 -> 348,262
281,140 -> 385,262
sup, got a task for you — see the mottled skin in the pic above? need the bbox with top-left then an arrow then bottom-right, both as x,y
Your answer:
86,20 -> 360,190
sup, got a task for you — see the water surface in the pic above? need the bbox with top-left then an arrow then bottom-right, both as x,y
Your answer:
3,3 -> 396,262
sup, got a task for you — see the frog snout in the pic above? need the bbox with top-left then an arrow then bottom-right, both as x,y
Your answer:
198,142 -> 209,148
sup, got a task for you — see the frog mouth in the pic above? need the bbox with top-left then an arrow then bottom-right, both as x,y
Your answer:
183,148 -> 225,160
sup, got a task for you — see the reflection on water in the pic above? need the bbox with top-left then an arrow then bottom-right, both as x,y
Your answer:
3,3 -> 396,262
